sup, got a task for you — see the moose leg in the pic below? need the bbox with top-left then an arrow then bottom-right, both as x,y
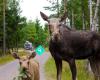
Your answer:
54,58 -> 62,80
89,57 -> 100,80
68,59 -> 77,80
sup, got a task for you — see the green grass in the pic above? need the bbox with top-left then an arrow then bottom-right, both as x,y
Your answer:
0,49 -> 26,65
45,47 -> 49,52
45,58 -> 94,80
0,55 -> 14,65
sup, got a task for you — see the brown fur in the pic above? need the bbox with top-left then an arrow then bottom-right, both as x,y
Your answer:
28,59 -> 40,80
12,52 -> 40,80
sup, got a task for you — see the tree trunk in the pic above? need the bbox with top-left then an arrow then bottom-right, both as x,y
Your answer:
71,10 -> 74,28
63,0 -> 67,13
63,0 -> 67,24
16,33 -> 18,52
81,0 -> 86,30
57,0 -> 59,17
3,0 -> 6,55
92,0 -> 100,32
99,4 -> 100,30
89,0 -> 93,31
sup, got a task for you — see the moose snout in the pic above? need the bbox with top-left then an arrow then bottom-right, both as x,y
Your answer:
22,67 -> 27,71
52,32 -> 60,41
21,66 -> 28,71
20,63 -> 29,71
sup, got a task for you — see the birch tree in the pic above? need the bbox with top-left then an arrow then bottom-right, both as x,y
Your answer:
81,0 -> 86,30
89,0 -> 93,31
92,0 -> 100,32
89,0 -> 100,31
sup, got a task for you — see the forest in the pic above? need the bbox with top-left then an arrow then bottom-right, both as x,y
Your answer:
0,0 -> 100,56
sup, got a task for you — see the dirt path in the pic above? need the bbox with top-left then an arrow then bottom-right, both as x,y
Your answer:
0,52 -> 50,80
35,52 -> 50,80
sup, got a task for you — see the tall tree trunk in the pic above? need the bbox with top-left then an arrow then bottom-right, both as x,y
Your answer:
81,0 -> 86,30
92,0 -> 100,32
82,12 -> 85,30
57,0 -> 59,17
99,4 -> 100,29
3,0 -> 6,55
16,32 -> 18,52
63,0 -> 67,13
89,0 -> 93,31
71,10 -> 74,28
63,0 -> 67,24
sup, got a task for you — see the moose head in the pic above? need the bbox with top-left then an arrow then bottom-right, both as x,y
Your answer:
40,12 -> 67,41
12,52 -> 36,71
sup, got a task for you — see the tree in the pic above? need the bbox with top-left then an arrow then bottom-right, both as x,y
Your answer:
44,0 -> 90,30
20,19 -> 49,48
0,0 -> 3,55
34,19 -> 48,47
6,0 -> 26,52
92,0 -> 100,31
20,21 -> 36,45
44,0 -> 60,17
98,2 -> 100,30
0,0 -> 26,55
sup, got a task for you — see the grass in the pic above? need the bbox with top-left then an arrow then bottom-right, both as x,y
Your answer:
45,58 -> 94,80
45,47 -> 49,52
0,55 -> 14,65
0,49 -> 26,65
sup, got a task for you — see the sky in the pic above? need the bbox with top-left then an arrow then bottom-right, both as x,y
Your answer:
20,0 -> 55,25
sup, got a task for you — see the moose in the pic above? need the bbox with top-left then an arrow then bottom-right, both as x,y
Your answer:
40,12 -> 100,80
12,52 -> 40,80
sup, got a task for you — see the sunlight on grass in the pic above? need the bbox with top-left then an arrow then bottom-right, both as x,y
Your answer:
45,58 -> 94,80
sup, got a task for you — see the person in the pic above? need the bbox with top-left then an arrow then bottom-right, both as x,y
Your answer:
24,41 -> 33,50
24,41 -> 35,55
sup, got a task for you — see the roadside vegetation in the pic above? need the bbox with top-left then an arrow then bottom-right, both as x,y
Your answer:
45,58 -> 94,80
0,49 -> 25,65
0,55 -> 14,65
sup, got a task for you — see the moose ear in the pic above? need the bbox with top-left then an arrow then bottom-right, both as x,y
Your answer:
40,11 -> 49,22
28,51 -> 36,59
60,12 -> 67,22
12,52 -> 20,59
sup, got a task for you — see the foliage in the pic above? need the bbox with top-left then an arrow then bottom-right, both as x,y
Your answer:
67,0 -> 89,29
33,19 -> 49,47
6,0 -> 26,50
20,21 -> 36,46
44,0 -> 90,30
20,19 -> 49,47
0,0 -> 26,55
44,0 -> 60,17
13,67 -> 28,80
